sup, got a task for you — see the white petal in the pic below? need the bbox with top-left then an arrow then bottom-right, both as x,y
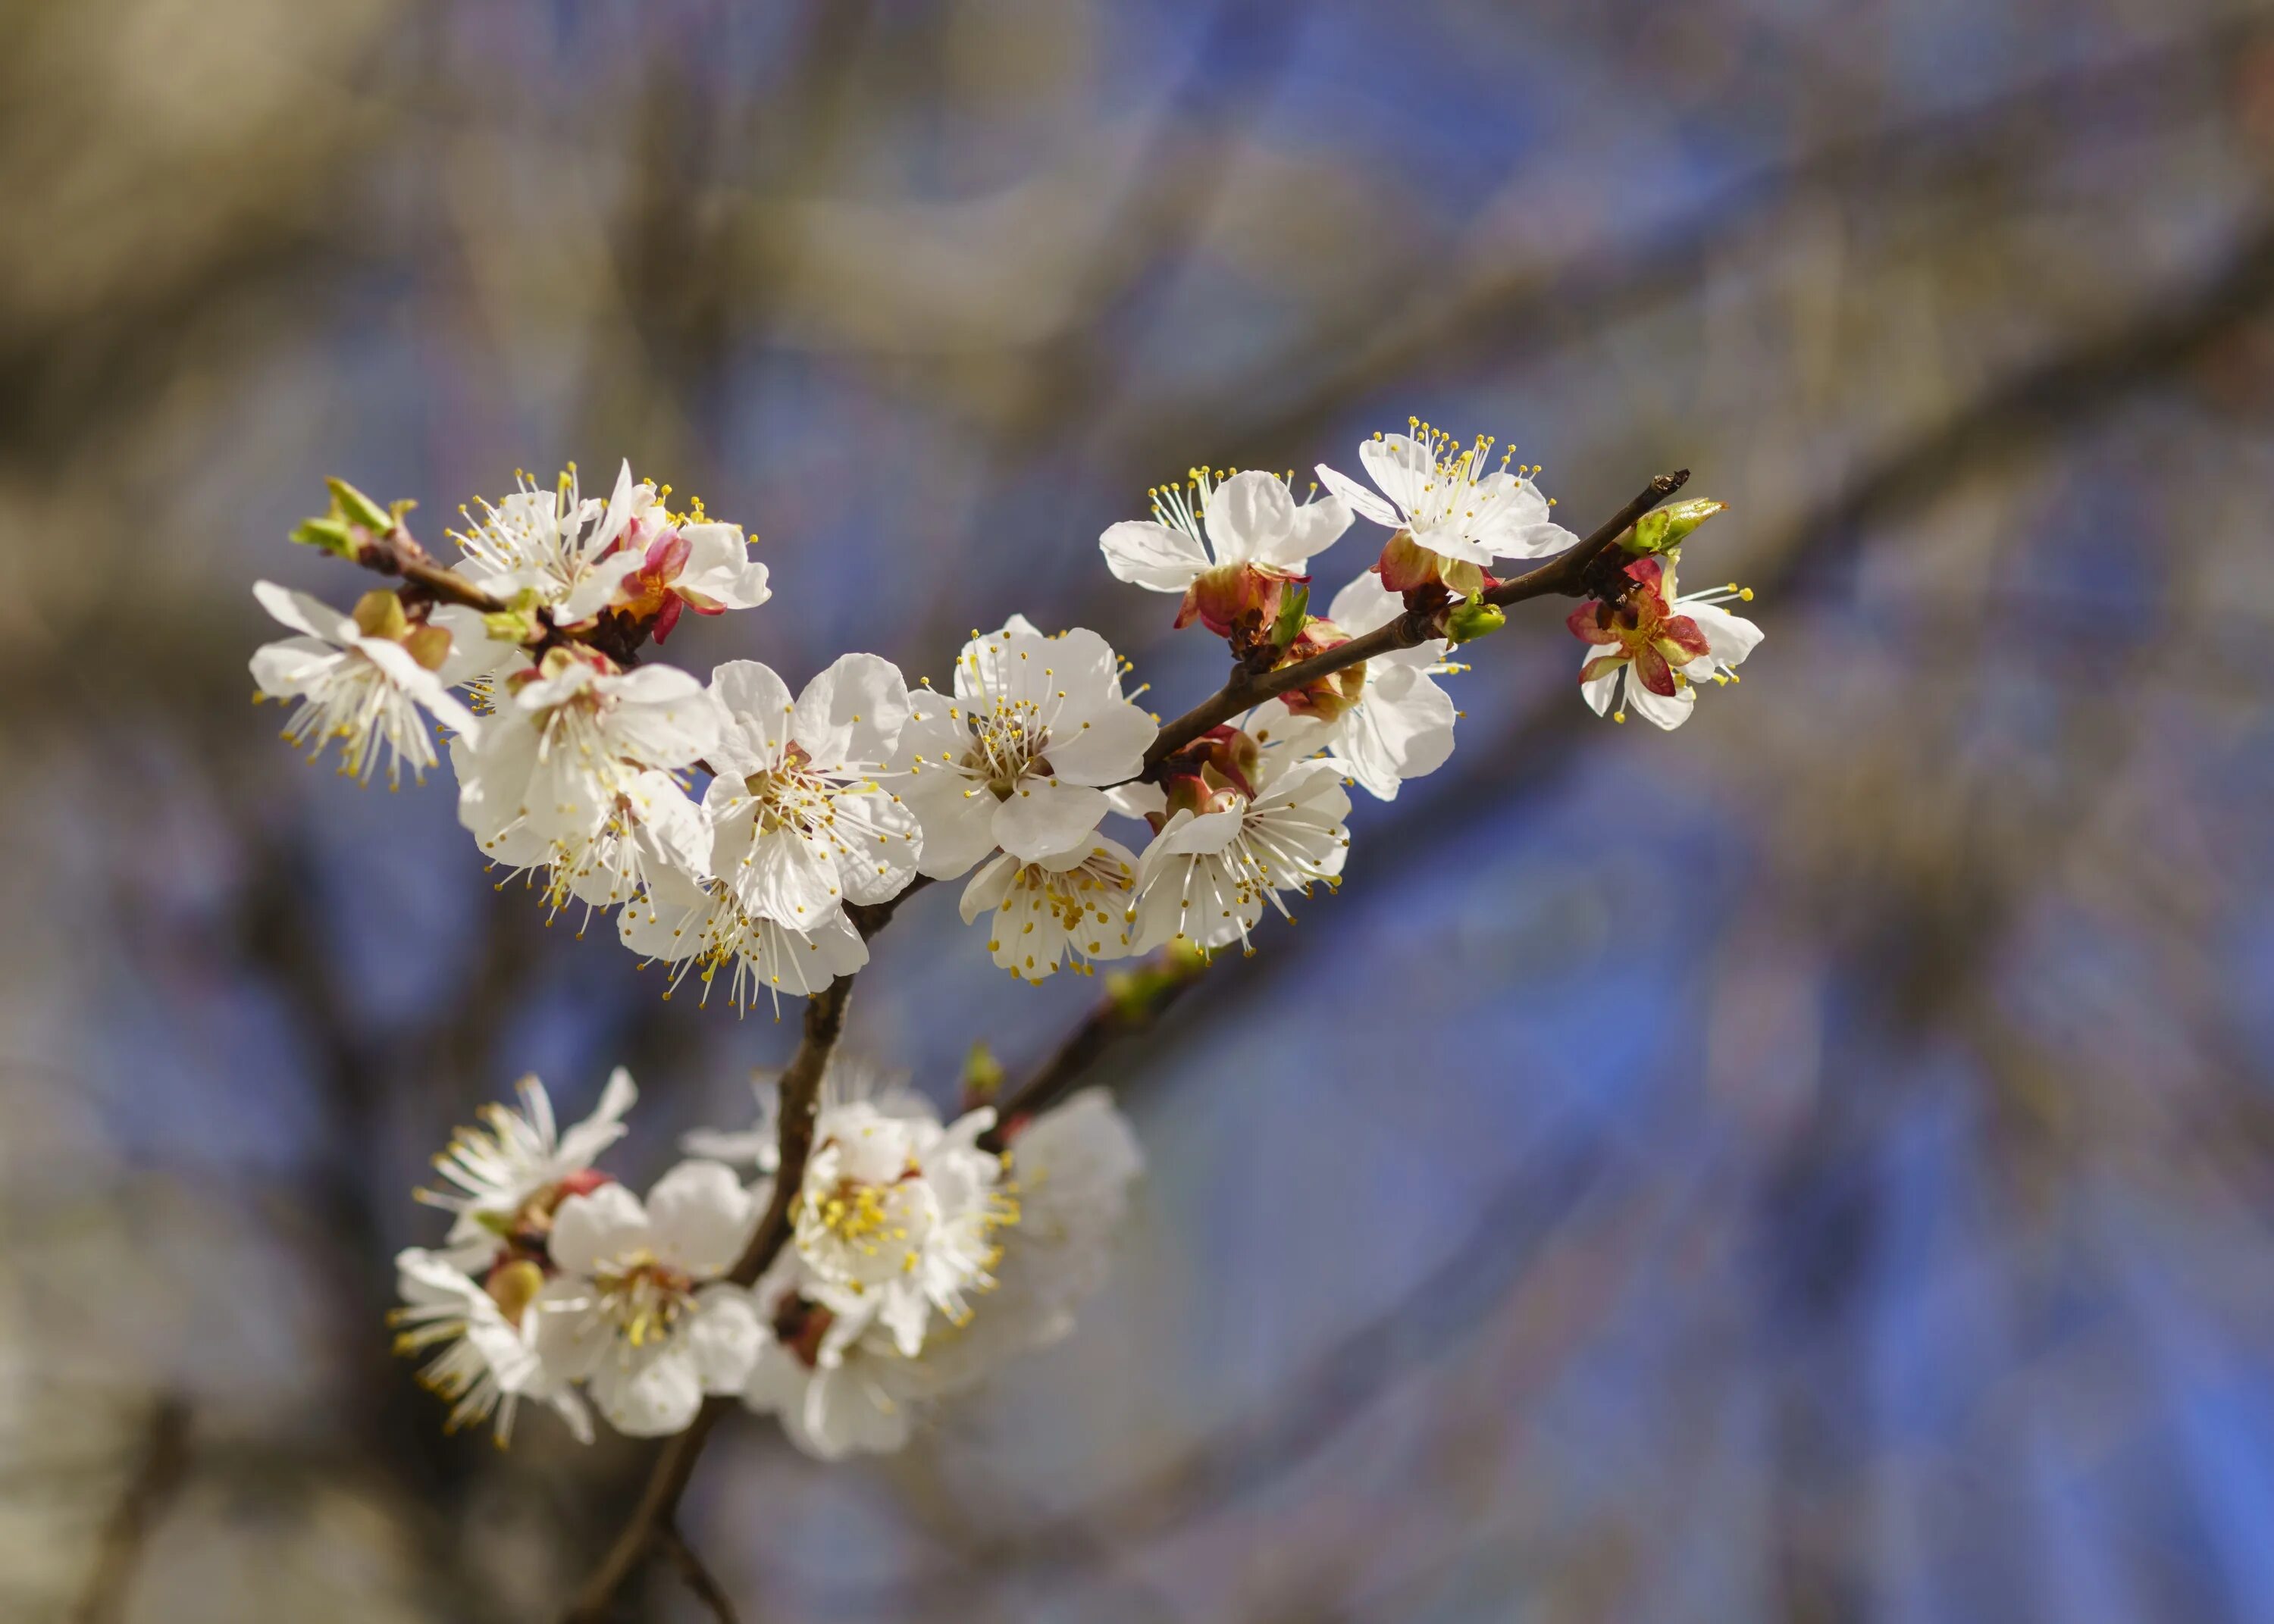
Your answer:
906,775 -> 1002,880
709,659 -> 797,769
645,1160 -> 760,1278
550,1183 -> 650,1275
1332,665 -> 1455,799
556,552 -> 644,622
1201,470 -> 1297,567
590,1344 -> 703,1438
1682,601 -> 1765,670
1040,696 -> 1154,785
1315,463 -> 1401,528
1098,519 -> 1207,593
556,1068 -> 639,1170
1358,434 -> 1432,517
959,853 -> 1019,923
1104,780 -> 1166,822
729,821 -> 842,926
794,652 -> 910,767
252,580 -> 352,644
1628,680 -> 1696,731
991,783 -> 1107,862
249,637 -> 341,698
688,1285 -> 764,1393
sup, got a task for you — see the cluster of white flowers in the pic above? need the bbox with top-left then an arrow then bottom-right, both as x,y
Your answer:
255,423 -> 1760,1459
393,1065 -> 1141,1456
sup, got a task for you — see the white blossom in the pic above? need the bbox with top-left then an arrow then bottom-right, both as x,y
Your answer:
1098,468 -> 1349,620
1571,554 -> 1763,730
250,581 -> 484,785
740,1085 -> 1142,1457
417,1069 -> 638,1268
789,1094 -> 1014,1356
1302,568 -> 1459,799
895,618 -> 1154,878
704,655 -> 920,931
455,646 -> 719,866
907,1087 -> 1144,1398
741,1261 -> 929,1460
449,461 -> 634,623
1129,753 -> 1352,953
390,1247 -> 591,1446
453,461 -> 769,633
537,1162 -> 766,1437
465,753 -> 713,925
618,865 -> 869,1013
1317,420 -> 1574,566
958,836 -> 1142,983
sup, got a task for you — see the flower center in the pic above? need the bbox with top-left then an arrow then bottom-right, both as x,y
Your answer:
771,1294 -> 836,1370
963,701 -> 1050,799
593,1251 -> 697,1347
743,743 -> 827,834
804,1172 -> 938,1288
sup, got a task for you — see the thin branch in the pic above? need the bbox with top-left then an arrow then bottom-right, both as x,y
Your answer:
1141,471 -> 1689,771
73,1397 -> 191,1624
979,966 -> 1203,1154
352,523 -> 509,613
562,884 -> 919,1622
661,1522 -> 744,1624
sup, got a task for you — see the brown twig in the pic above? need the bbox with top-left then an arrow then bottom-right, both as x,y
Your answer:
978,969 -> 1202,1154
73,1397 -> 191,1624
1139,471 -> 1689,771
354,524 -> 509,613
660,1521 -> 744,1624
561,882 -> 931,1622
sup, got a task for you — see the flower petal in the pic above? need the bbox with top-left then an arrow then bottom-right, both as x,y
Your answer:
1315,463 -> 1400,528
1358,433 -> 1431,516
550,1183 -> 650,1276
991,783 -> 1108,862
1040,696 -> 1153,785
794,652 -> 910,768
1099,518 -> 1208,592
1201,470 -> 1296,567
647,1160 -> 758,1278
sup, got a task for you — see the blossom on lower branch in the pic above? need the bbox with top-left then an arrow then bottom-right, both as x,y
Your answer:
392,1247 -> 592,1445
709,1069 -> 1143,1460
534,1161 -> 766,1436
418,1068 -> 638,1269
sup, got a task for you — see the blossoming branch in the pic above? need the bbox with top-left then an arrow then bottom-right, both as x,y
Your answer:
248,421 -> 1759,1618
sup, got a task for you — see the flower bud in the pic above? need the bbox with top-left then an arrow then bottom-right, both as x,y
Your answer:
1625,498 -> 1727,555
1200,725 -> 1261,797
327,477 -> 396,534
484,1258 -> 545,1327
1273,617 -> 1367,721
293,478 -> 411,561
352,588 -> 411,643
1445,600 -> 1506,645
960,1040 -> 1004,1112
1177,562 -> 1289,643
1269,582 -> 1312,649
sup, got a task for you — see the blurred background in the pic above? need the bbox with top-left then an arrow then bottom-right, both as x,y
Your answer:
6,1 -> 2274,1619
